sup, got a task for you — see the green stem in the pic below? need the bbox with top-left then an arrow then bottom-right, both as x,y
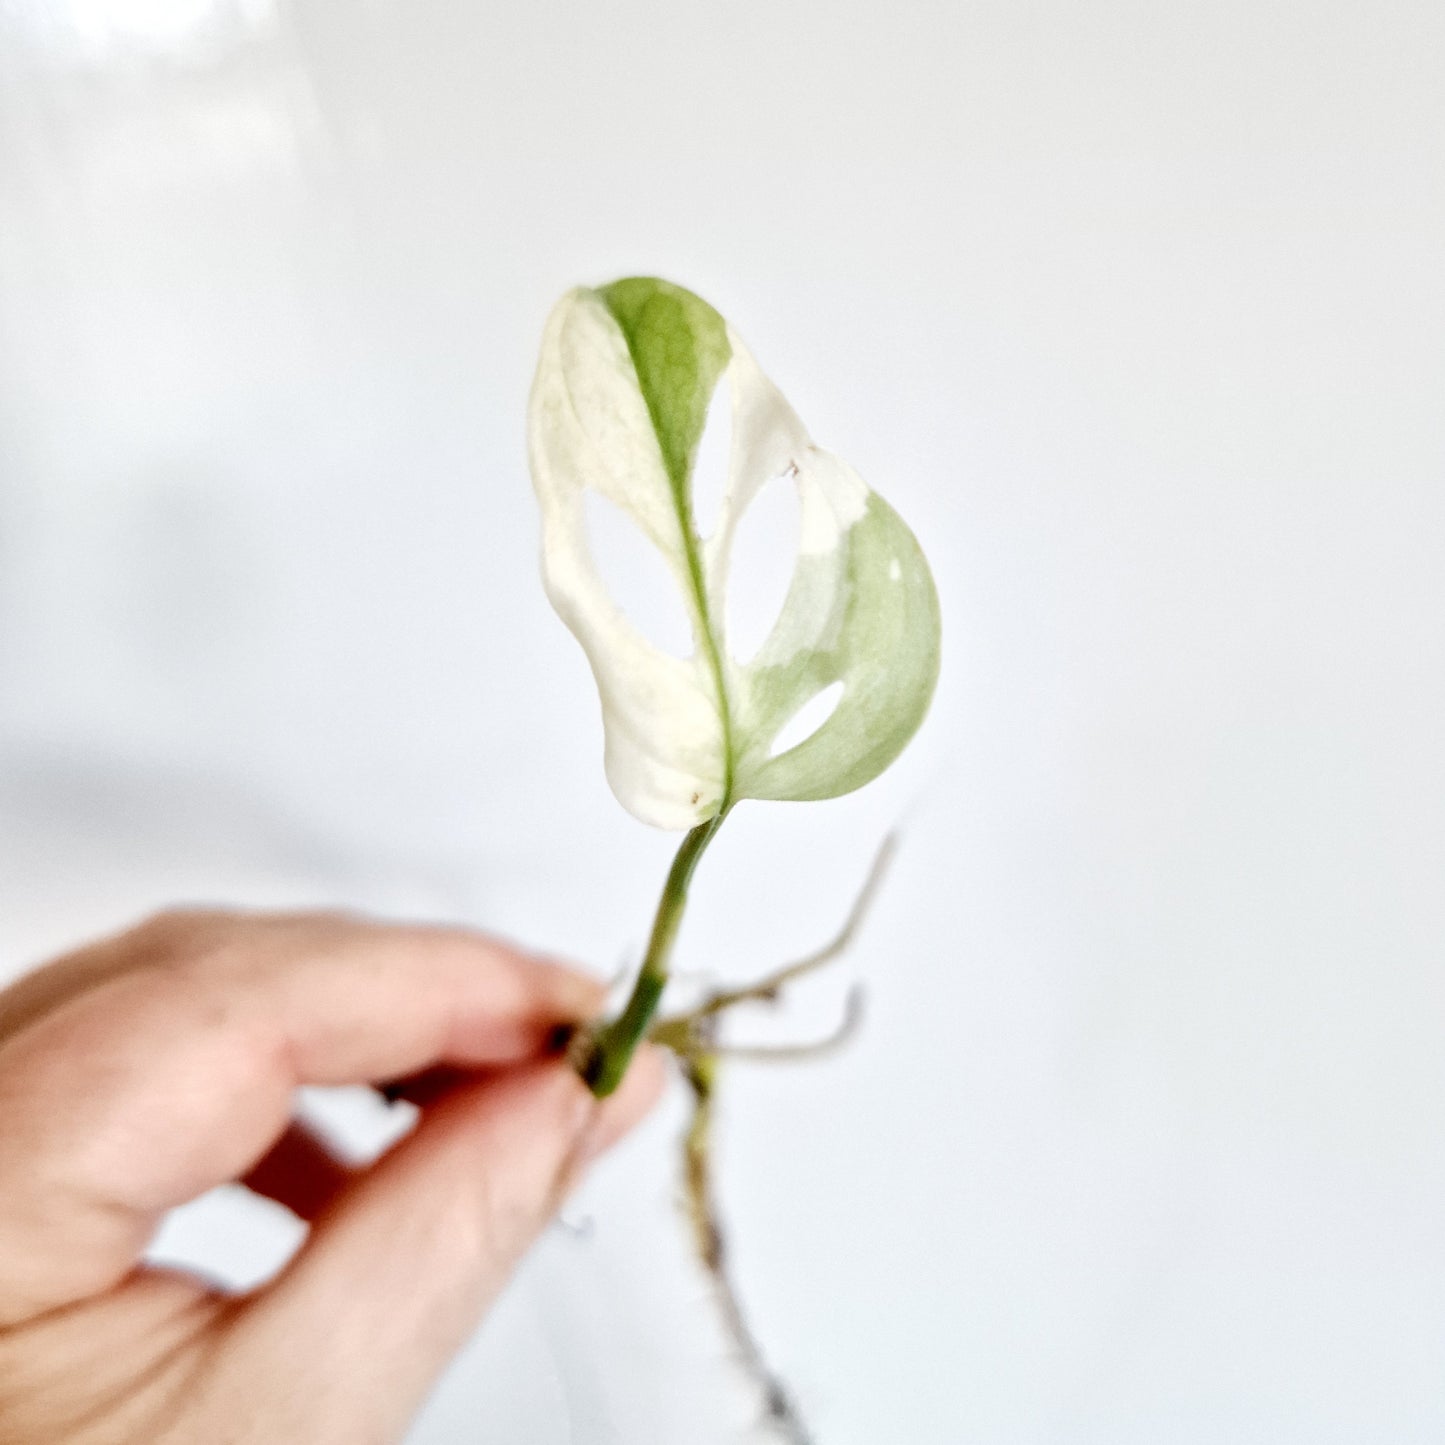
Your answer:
579,811 -> 727,1097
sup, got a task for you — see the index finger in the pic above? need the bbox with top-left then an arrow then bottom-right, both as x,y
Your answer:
0,910 -> 604,1323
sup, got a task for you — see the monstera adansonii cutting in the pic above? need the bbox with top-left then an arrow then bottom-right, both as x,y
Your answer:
528,276 -> 940,1096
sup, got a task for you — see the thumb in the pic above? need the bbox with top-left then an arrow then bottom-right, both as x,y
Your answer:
215,1050 -> 667,1443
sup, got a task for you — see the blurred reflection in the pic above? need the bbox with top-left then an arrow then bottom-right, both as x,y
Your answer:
0,0 -> 353,806
8,0 -> 278,62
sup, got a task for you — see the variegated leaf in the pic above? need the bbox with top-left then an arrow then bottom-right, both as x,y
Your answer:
528,277 -> 939,829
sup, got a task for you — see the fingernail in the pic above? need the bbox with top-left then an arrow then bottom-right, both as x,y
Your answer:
544,1021 -> 578,1056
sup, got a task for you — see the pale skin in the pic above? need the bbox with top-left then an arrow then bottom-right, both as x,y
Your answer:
0,909 -> 665,1443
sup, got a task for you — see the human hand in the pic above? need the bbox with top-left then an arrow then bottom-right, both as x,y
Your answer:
0,909 -> 664,1443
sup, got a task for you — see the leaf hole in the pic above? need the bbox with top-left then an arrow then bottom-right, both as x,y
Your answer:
724,472 -> 799,664
769,680 -> 844,758
690,380 -> 732,542
582,491 -> 694,657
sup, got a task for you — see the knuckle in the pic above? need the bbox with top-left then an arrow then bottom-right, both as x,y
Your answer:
126,906 -> 235,961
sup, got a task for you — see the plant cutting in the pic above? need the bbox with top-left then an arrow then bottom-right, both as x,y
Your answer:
527,276 -> 940,1440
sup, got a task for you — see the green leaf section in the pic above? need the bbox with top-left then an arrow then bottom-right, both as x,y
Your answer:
738,493 -> 941,802
598,278 -> 731,513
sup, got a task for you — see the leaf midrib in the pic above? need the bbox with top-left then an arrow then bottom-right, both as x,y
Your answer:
604,292 -> 736,811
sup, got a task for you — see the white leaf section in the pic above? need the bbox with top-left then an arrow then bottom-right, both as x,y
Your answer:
529,289 -> 724,828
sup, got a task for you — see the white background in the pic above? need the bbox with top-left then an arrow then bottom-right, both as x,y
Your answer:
1,1 -> 1443,1441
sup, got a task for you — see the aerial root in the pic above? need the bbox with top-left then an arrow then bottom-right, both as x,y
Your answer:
647,832 -> 897,1445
